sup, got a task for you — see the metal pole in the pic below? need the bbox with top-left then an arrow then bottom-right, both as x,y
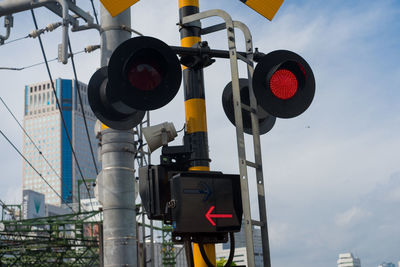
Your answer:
141,206 -> 146,266
99,223 -> 104,267
178,1 -> 215,266
99,5 -> 137,267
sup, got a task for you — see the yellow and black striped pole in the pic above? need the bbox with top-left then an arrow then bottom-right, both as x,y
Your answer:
178,0 -> 215,266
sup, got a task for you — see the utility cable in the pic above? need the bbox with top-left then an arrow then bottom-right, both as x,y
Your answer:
1,35 -> 29,46
0,129 -> 74,213
198,232 -> 235,267
68,40 -> 99,175
0,50 -> 85,71
176,123 -> 186,133
31,9 -> 94,210
0,96 -> 86,210
0,22 -> 62,47
90,0 -> 99,25
184,239 -> 195,267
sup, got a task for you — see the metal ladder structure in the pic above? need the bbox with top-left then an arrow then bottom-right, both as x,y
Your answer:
181,10 -> 271,267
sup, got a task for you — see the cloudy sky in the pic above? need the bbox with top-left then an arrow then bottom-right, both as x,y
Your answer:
0,0 -> 399,266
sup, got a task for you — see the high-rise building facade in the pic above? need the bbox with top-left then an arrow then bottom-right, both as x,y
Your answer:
337,253 -> 361,267
216,225 -> 263,266
22,79 -> 98,206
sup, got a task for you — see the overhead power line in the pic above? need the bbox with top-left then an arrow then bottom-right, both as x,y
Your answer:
1,35 -> 29,46
0,96 -> 86,209
30,10 -> 94,211
0,45 -> 100,71
0,129 -> 74,213
0,22 -> 62,47
68,40 -> 99,174
0,50 -> 85,71
90,0 -> 99,25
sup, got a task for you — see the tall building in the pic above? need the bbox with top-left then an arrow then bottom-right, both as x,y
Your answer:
22,79 -> 98,206
216,225 -> 263,266
337,253 -> 361,267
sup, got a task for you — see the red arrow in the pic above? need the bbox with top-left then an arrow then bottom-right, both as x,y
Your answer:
205,206 -> 233,226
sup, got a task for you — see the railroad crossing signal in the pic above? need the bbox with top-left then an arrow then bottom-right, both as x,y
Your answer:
139,167 -> 243,236
100,0 -> 140,17
252,50 -> 315,119
88,36 -> 182,130
222,78 -> 276,135
222,50 -> 315,134
100,0 -> 284,20
87,66 -> 146,130
240,0 -> 285,20
88,36 -> 315,130
170,172 -> 242,235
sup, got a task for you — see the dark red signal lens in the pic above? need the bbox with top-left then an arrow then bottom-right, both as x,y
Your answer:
127,58 -> 162,91
269,69 -> 298,100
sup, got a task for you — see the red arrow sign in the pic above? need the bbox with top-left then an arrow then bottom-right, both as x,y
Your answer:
205,206 -> 233,226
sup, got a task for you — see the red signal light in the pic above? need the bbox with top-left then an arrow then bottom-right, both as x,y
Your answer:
107,36 -> 182,111
127,58 -> 162,91
253,50 -> 315,119
269,69 -> 298,100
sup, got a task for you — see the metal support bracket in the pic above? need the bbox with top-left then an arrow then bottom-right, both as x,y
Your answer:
0,0 -> 96,63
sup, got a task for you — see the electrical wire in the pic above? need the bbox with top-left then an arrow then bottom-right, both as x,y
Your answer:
0,96 -> 86,210
89,0 -> 99,25
184,239 -> 195,267
198,232 -> 235,267
68,40 -> 99,175
1,35 -> 29,46
0,50 -> 85,71
0,129 -> 74,213
1,21 -> 62,47
176,123 -> 186,133
31,9 -> 94,210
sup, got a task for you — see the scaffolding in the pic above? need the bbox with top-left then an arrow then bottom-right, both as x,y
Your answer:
0,209 -> 102,266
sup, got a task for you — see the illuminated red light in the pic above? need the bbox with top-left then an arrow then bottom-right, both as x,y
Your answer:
127,59 -> 162,91
205,206 -> 233,226
269,69 -> 298,100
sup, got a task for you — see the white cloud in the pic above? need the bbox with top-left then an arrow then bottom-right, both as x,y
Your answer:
269,222 -> 291,248
335,207 -> 372,227
386,187 -> 400,202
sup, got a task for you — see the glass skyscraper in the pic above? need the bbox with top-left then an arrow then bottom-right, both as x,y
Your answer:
22,78 -> 99,206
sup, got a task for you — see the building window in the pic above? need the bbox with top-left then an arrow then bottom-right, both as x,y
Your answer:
38,85 -> 41,91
